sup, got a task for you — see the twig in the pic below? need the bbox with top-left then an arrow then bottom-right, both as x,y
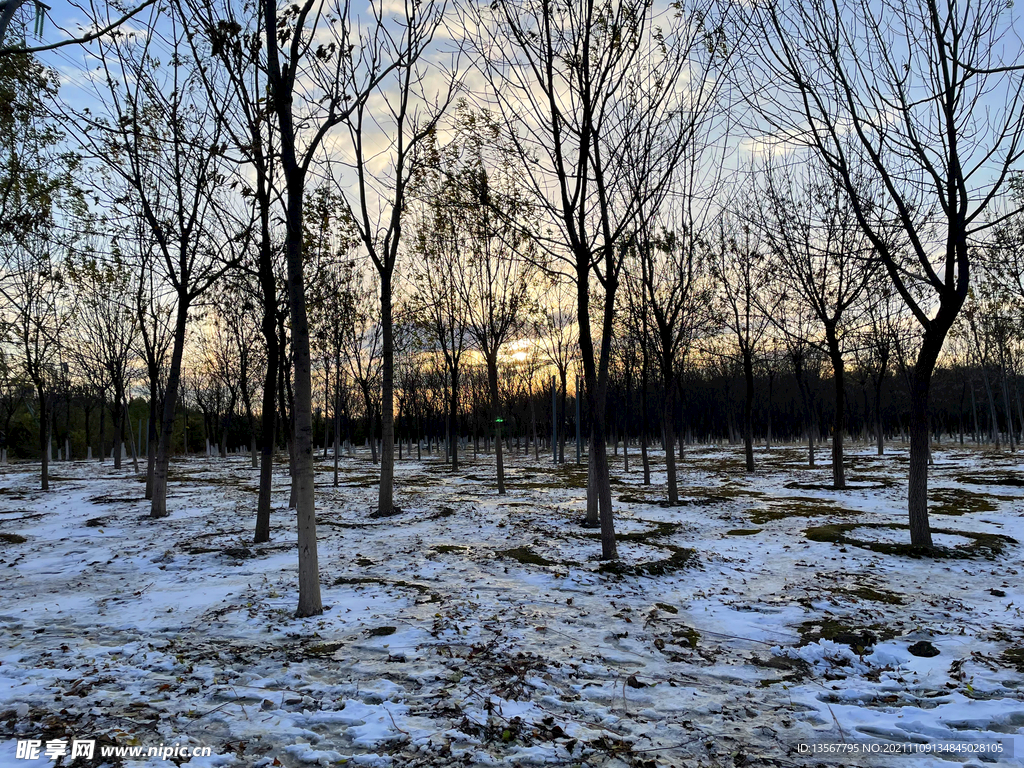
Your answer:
827,704 -> 846,743
384,703 -> 408,735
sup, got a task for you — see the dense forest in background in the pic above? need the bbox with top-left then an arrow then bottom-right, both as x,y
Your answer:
1,352 -> 1020,465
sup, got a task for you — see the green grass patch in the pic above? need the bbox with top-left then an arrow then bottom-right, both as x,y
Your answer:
753,654 -> 812,687
305,642 -> 344,656
696,458 -> 751,474
749,499 -> 848,525
848,586 -> 905,605
673,626 -> 700,648
0,533 -> 26,544
333,576 -> 441,602
804,523 -> 1015,559
929,487 -> 1006,516
797,618 -> 898,651
726,528 -> 762,536
599,545 -> 698,577
784,481 -> 886,491
497,546 -> 555,566
846,475 -> 897,488
1001,647 -> 1024,672
582,519 -> 680,543
956,474 -> 1024,488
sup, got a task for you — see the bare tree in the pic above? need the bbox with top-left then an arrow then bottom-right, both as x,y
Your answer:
0,47 -> 78,489
744,0 -> 1024,545
340,262 -> 383,467
0,346 -> 26,464
711,213 -> 772,472
621,251 -> 654,484
962,278 -> 1021,448
473,0 -> 720,557
306,187 -> 359,485
538,280 -> 579,468
67,245 -> 140,471
70,5 -> 247,517
636,214 -> 718,504
756,156 -> 879,488
855,281 -> 901,456
455,147 -> 535,496
261,0 -> 404,614
410,141 -> 472,472
335,0 -> 455,515
177,0 -> 288,542
1,232 -> 69,488
123,221 -> 174,496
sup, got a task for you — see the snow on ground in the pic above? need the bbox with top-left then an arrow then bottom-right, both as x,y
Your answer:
0,442 -> 1021,767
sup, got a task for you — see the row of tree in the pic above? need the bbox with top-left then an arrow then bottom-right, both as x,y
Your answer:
6,216 -> 1024,468
9,307 -> 1024,468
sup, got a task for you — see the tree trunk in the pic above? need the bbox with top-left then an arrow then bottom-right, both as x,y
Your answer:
264,0 -> 324,616
640,364 -> 650,486
1000,361 -> 1015,452
145,377 -> 159,499
794,358 -> 815,467
84,400 -> 92,461
254,308 -> 279,543
126,402 -> 141,475
113,397 -> 124,470
663,378 -> 678,504
287,424 -> 297,508
585,429 -> 598,526
826,330 -> 846,489
219,409 -> 229,458
958,380 -> 965,445
1015,378 -> 1024,447
450,367 -> 460,471
981,364 -> 1000,447
908,331 -> 943,548
576,258 -> 616,559
333,384 -> 341,487
281,343 -> 299,510
99,389 -> 105,463
623,371 -> 630,473
742,350 -> 755,471
487,353 -> 505,495
37,388 -> 48,491
558,368 -> 567,464
530,389 -> 538,462
282,175 -> 322,616
971,380 -> 979,443
363,389 -> 378,465
323,364 -> 333,460
874,377 -> 884,456
151,297 -> 189,518
378,270 -> 396,515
